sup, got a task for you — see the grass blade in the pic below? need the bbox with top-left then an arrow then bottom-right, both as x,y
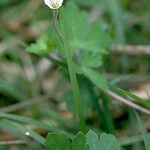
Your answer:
0,112 -> 53,131
0,119 -> 45,145
134,111 -> 150,150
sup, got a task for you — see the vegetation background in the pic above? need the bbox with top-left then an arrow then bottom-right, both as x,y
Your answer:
0,0 -> 150,149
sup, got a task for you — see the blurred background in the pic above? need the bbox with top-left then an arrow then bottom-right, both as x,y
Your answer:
0,0 -> 150,149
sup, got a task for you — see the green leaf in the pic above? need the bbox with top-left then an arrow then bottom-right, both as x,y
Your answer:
72,132 -> 87,150
59,2 -> 88,53
81,66 -> 108,89
79,51 -> 102,68
45,132 -> 71,150
26,33 -> 54,55
45,131 -> 89,150
48,27 -> 64,56
48,2 -> 109,57
79,22 -> 109,53
86,130 -> 99,150
99,133 -> 121,150
134,111 -> 150,150
86,130 -> 121,150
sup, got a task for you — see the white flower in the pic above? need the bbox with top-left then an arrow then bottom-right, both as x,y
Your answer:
44,0 -> 63,9
25,131 -> 30,136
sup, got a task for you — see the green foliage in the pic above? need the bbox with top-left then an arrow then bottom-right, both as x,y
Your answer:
1,0 -> 150,149
86,130 -> 121,150
46,132 -> 71,150
26,33 -> 54,55
51,2 -> 110,90
81,66 -> 109,89
79,52 -> 102,69
27,1 -> 110,91
47,2 -> 110,57
46,130 -> 121,150
72,132 -> 88,150
59,2 -> 88,53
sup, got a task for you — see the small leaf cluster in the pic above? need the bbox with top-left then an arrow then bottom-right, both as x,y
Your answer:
45,130 -> 121,150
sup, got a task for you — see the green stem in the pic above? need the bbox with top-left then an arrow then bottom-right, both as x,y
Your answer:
65,50 -> 87,133
52,10 -> 87,133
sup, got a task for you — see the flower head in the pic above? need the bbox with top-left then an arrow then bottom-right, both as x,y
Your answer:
44,0 -> 63,9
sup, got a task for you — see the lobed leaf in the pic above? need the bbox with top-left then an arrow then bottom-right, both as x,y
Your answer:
46,132 -> 71,150
81,66 -> 109,90
86,130 -> 121,150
